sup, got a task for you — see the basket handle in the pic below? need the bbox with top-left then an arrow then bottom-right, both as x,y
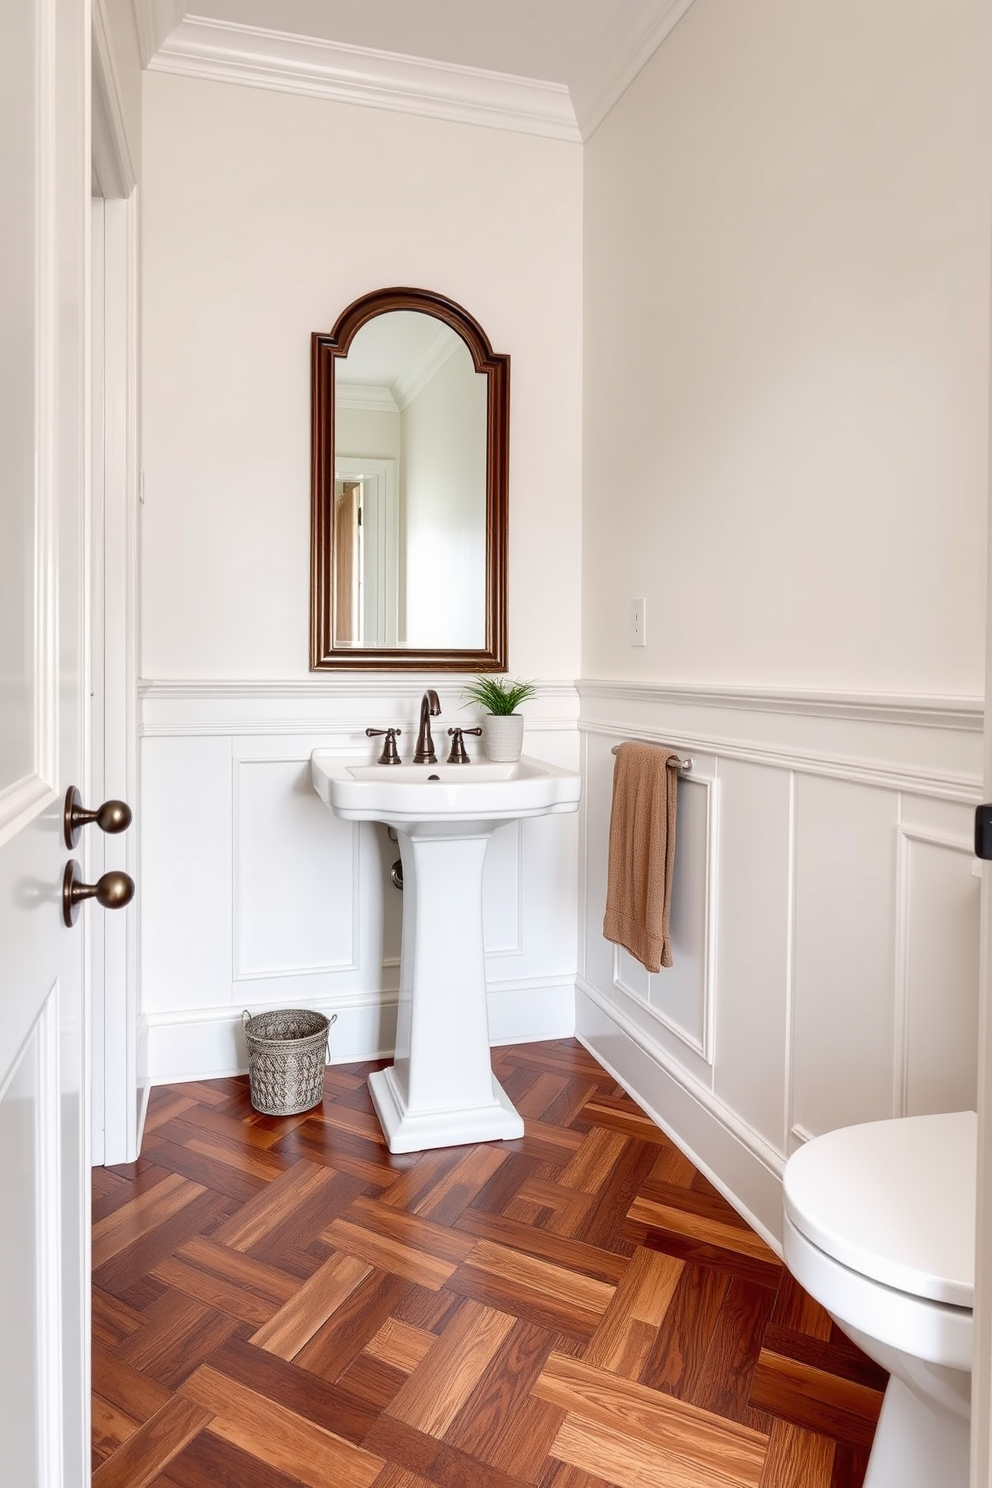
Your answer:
325,1011 -> 338,1064
242,1009 -> 251,1033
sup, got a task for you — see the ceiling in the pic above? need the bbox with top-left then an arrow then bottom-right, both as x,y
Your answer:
133,0 -> 697,141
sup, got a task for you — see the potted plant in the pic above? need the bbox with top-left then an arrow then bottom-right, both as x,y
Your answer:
462,676 -> 537,762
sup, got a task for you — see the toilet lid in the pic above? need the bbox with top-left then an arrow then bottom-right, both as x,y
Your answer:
783,1111 -> 975,1308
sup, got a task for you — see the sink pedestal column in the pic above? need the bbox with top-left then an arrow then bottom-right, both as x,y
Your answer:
368,821 -> 524,1154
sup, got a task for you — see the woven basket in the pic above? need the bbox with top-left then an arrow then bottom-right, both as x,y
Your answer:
242,1008 -> 337,1116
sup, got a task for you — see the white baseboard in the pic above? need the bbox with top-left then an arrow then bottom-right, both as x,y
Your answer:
144,975 -> 578,1087
575,979 -> 786,1253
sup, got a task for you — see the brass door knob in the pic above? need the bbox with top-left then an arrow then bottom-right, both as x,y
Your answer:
62,859 -> 135,928
63,785 -> 133,849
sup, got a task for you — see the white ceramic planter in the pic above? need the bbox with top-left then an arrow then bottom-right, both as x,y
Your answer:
484,713 -> 524,762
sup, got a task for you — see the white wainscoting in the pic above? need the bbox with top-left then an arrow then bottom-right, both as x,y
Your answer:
139,678 -> 580,1083
576,681 -> 983,1249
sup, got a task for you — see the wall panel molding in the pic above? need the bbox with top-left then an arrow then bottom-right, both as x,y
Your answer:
580,716 -> 981,803
139,677 -> 580,736
893,817 -> 980,1118
139,687 -> 580,1086
231,754 -> 361,981
579,680 -> 983,733
579,687 -> 982,1241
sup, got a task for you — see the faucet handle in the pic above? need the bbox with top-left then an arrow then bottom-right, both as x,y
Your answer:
366,727 -> 403,765
447,726 -> 482,764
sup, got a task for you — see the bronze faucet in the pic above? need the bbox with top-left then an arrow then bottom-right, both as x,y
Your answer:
413,689 -> 441,764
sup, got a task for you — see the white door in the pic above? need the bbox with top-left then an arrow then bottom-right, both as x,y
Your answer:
0,1 -> 95,1483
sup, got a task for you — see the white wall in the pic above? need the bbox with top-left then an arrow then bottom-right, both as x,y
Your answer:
578,0 -> 991,1244
582,0 -> 991,695
140,72 -> 583,680
138,73 -> 584,1079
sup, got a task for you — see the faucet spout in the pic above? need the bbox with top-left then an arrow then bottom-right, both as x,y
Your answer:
414,689 -> 441,764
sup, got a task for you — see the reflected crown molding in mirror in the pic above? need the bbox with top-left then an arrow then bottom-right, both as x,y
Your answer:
311,287 -> 509,672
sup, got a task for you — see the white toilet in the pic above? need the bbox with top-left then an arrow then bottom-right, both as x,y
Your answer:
782,1110 -> 974,1488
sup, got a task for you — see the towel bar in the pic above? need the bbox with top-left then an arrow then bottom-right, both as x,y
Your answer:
611,744 -> 692,773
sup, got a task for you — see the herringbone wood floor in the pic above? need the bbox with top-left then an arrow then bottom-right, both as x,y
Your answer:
92,1039 -> 884,1488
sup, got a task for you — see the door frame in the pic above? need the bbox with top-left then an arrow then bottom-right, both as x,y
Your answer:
91,0 -> 141,1165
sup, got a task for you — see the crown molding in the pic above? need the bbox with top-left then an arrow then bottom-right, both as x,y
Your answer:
93,0 -> 137,197
336,383 -> 397,414
133,0 -> 186,68
393,325 -> 458,410
141,13 -> 581,142
571,0 -> 698,139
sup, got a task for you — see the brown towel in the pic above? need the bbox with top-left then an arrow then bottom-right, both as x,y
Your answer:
603,742 -> 678,972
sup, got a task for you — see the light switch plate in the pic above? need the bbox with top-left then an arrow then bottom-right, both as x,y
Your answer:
631,597 -> 646,646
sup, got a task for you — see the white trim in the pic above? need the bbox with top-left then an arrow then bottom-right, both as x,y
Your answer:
143,15 -> 581,143
92,0 -> 136,198
132,0 -> 184,68
336,382 -> 397,413
893,822 -> 977,1121
578,679 -> 983,733
578,975 -> 786,1177
571,0 -> 698,139
131,2 -> 700,144
580,719 -> 981,804
334,457 -> 399,649
576,977 -> 785,1254
36,0 -> 58,801
783,771 -> 798,1154
137,677 -> 580,735
139,676 -> 580,699
36,992 -> 63,1488
92,187 -> 141,1167
893,810 -> 913,1120
143,972 -> 576,1084
392,324 -> 459,411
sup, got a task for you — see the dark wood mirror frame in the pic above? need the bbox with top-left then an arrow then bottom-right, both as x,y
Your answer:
310,287 -> 509,672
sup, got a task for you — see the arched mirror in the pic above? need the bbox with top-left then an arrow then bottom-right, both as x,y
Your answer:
311,288 -> 509,671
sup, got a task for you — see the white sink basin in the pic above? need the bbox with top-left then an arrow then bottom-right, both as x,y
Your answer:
310,752 -> 580,826
310,746 -> 580,1154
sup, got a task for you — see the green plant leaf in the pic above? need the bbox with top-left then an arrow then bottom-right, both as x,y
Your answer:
461,675 -> 537,716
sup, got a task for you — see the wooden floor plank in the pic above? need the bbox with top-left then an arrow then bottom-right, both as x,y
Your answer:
749,1352 -> 884,1449
758,1419 -> 836,1488
252,1250 -> 374,1357
92,1172 -> 206,1268
535,1352 -> 767,1484
153,1427 -> 311,1488
93,1041 -> 883,1488
583,1245 -> 684,1377
91,1395 -> 214,1488
386,1298 -> 516,1437
444,1318 -> 563,1475
180,1363 -> 385,1488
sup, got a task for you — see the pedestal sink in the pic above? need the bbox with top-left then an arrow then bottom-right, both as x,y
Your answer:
311,752 -> 580,1153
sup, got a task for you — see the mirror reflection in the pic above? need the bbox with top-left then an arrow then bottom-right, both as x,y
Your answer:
311,287 -> 508,673
334,312 -> 488,650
